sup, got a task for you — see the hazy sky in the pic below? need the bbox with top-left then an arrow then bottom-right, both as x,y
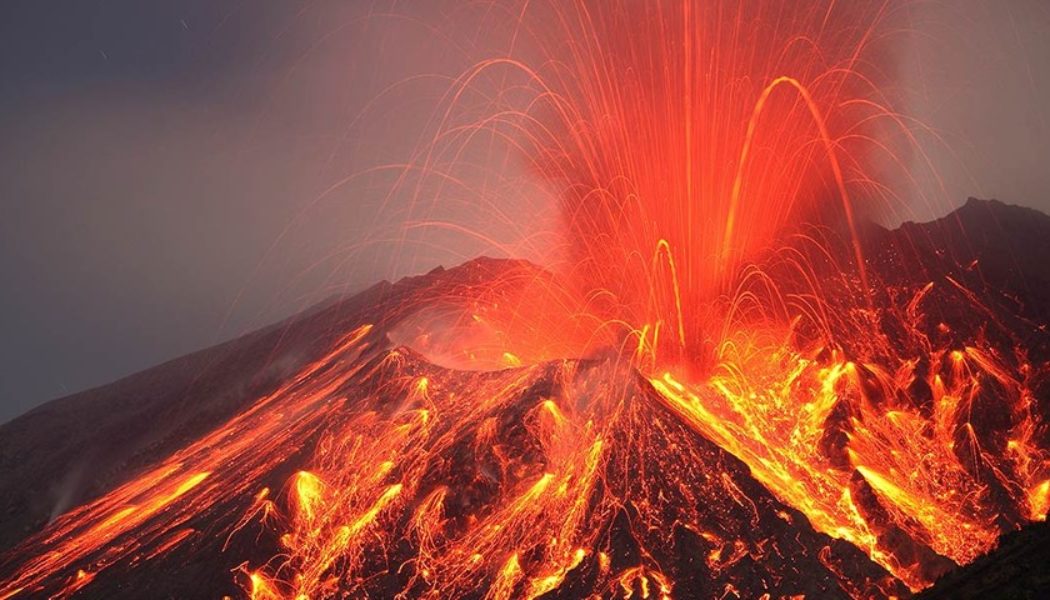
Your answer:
1,0 -> 1048,423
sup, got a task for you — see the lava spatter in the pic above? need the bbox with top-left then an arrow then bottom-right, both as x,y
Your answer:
0,326 -> 905,599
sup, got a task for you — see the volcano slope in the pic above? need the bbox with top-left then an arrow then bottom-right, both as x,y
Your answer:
917,519 -> 1050,599
0,198 -> 1047,599
0,262 -> 902,600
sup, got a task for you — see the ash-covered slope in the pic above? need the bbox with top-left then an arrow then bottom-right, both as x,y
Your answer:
867,197 -> 1050,352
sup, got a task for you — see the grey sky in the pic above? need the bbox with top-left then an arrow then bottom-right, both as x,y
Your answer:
898,0 -> 1050,219
1,0 -> 1048,423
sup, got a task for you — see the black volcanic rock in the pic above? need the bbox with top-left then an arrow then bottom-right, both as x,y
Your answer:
918,520 -> 1050,599
866,198 -> 1050,352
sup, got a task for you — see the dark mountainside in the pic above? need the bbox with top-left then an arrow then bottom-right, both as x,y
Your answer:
870,199 -> 1050,598
917,520 -> 1050,599
0,258 -> 541,551
0,198 -> 1047,598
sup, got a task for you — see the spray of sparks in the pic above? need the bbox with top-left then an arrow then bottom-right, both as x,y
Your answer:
2,1 -> 1048,599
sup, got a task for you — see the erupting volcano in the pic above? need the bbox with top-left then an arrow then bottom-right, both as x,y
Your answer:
1,1 -> 1048,599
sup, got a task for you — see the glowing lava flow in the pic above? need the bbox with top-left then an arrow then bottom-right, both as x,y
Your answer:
650,320 -> 1049,589
0,304 -> 907,599
0,254 -> 1043,598
0,323 -> 377,600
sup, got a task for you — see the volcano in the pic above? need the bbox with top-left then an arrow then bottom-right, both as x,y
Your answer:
0,198 -> 1048,599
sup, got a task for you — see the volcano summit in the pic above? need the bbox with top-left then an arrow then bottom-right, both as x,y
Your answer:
0,199 -> 1047,599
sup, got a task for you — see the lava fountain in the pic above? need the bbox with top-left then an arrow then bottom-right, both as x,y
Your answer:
407,0 -> 906,372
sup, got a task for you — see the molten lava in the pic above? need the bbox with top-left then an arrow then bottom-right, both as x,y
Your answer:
1,1 -> 1048,599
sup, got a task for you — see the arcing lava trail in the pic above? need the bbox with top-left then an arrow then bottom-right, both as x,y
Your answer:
2,0 -> 1049,598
